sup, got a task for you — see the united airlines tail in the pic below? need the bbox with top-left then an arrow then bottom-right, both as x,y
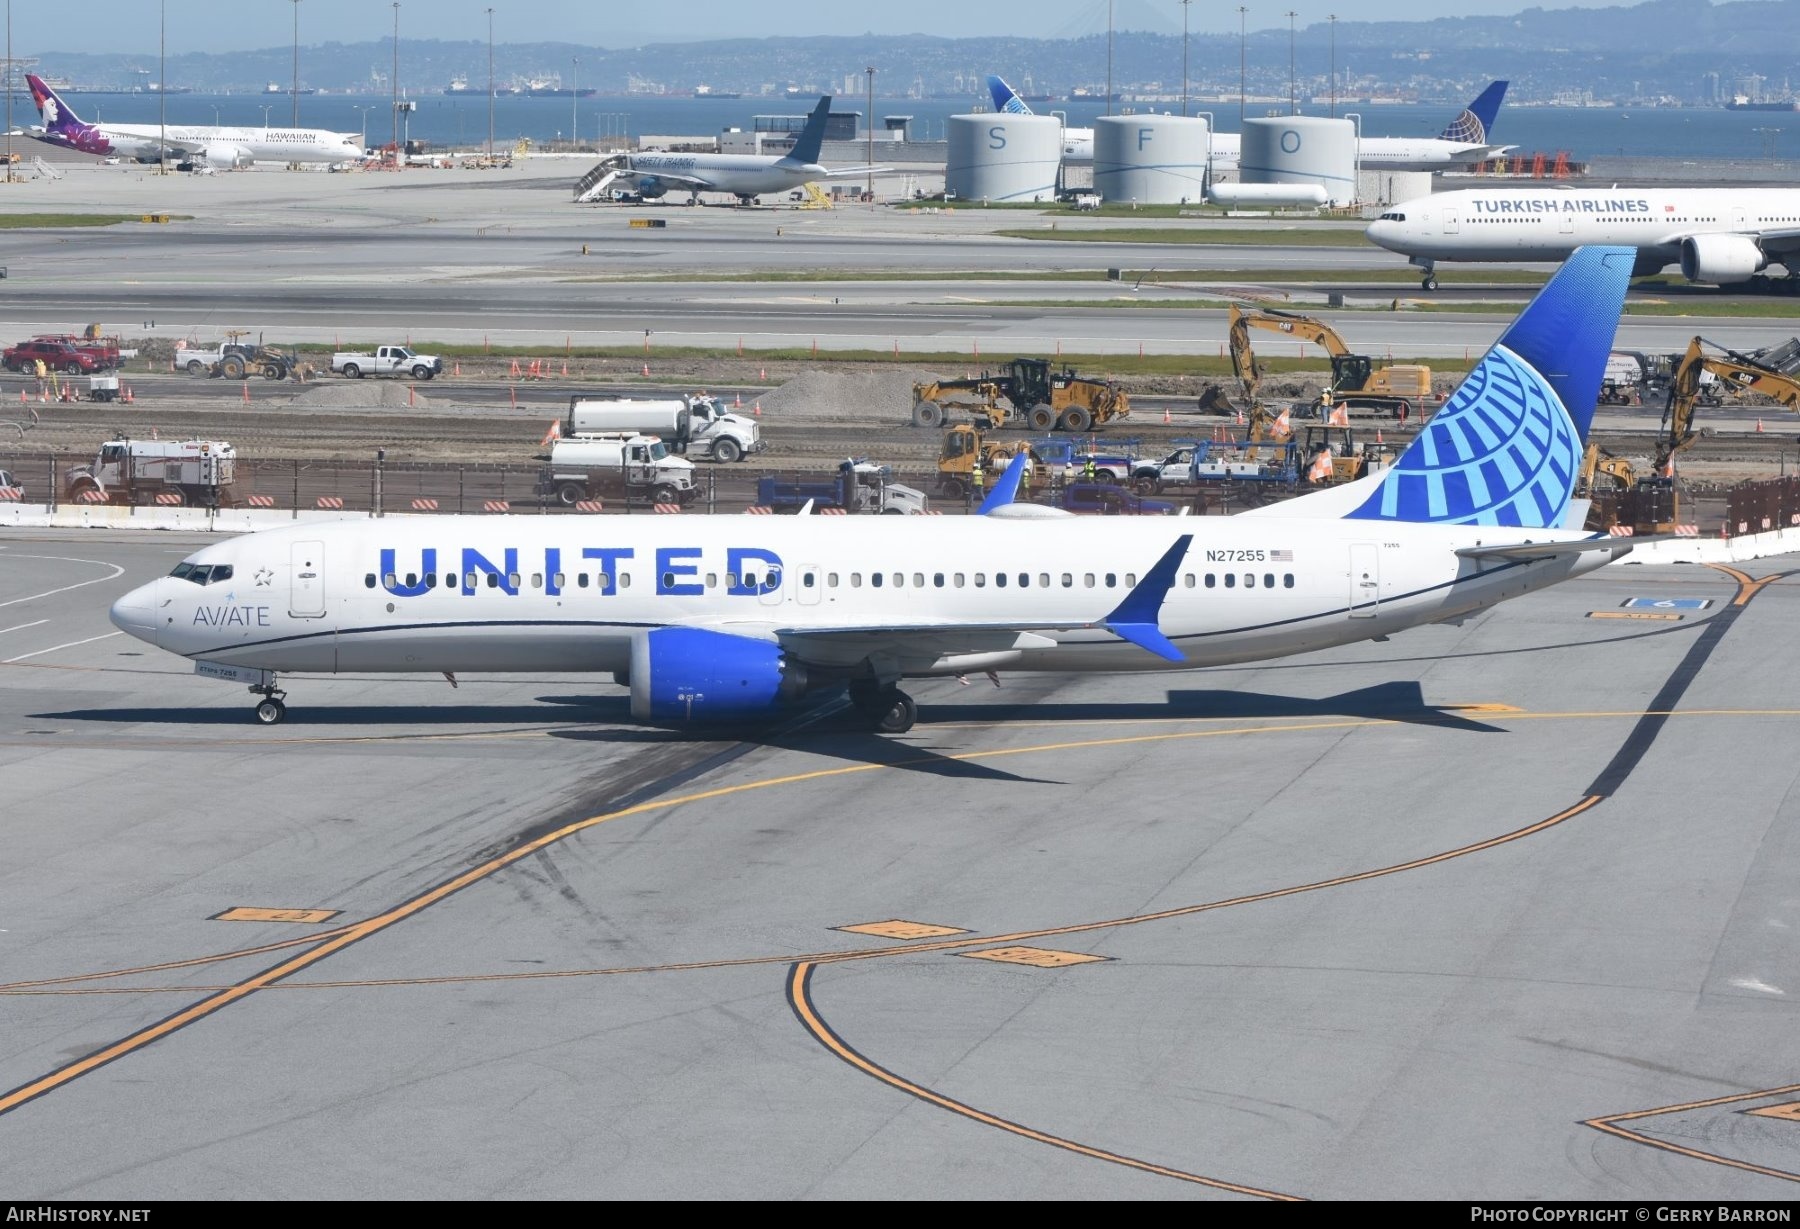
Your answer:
987,75 -> 1033,116
1439,80 -> 1508,144
1251,245 -> 1634,528
780,96 -> 833,165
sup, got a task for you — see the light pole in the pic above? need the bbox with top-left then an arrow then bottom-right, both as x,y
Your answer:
1180,0 -> 1192,117
261,104 -> 272,128
210,104 -> 219,125
290,0 -> 301,126
1237,6 -> 1248,123
1286,11 -> 1297,115
865,65 -> 875,200
1105,0 -> 1114,118
390,1 -> 400,169
1329,14 -> 1337,117
485,7 -> 494,163
7,0 -> 14,184
158,0 -> 166,175
354,105 -> 369,150
571,57 -> 578,149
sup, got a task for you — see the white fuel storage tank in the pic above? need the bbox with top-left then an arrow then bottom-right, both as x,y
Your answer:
1239,116 -> 1358,207
945,114 -> 1062,204
1091,114 -> 1210,205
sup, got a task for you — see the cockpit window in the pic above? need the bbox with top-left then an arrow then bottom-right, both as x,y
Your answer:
1379,212 -> 1406,222
170,561 -> 200,582
209,564 -> 232,584
171,562 -> 232,585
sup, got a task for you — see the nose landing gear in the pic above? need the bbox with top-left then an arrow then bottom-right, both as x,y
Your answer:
250,679 -> 288,725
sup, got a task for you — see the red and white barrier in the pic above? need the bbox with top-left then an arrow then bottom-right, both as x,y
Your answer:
482,499 -> 510,513
653,503 -> 681,514
245,494 -> 276,508
316,495 -> 345,509
574,499 -> 603,512
411,498 -> 439,511
744,506 -> 773,514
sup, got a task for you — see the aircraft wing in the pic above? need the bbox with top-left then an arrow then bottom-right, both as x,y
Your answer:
1652,225 -> 1800,253
815,166 -> 894,179
1455,536 -> 1632,562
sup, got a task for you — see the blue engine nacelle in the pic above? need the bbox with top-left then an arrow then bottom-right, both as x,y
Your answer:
628,627 -> 808,724
636,177 -> 669,199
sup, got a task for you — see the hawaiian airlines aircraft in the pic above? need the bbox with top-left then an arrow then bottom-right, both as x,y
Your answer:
26,75 -> 364,167
109,248 -> 1636,732
1367,187 -> 1800,290
987,76 -> 1510,173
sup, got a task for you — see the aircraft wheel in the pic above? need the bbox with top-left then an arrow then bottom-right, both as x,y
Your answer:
1422,274 -> 1439,292
255,698 -> 286,726
872,689 -> 916,734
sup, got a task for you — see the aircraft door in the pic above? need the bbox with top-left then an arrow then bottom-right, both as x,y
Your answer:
797,564 -> 822,606
1560,211 -> 1574,235
289,540 -> 325,618
1348,542 -> 1379,617
1732,206 -> 1748,230
1443,207 -> 1459,235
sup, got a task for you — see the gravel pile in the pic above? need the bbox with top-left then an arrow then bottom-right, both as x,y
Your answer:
753,368 -> 939,422
285,381 -> 440,411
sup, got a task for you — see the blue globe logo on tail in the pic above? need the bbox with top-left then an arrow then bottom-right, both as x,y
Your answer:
1345,244 -> 1635,530
1346,344 -> 1578,526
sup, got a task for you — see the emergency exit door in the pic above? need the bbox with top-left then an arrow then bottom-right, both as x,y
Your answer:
289,541 -> 325,618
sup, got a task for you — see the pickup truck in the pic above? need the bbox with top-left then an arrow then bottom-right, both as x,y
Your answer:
3,338 -> 111,375
1134,440 -> 1300,495
331,345 -> 444,380
1027,436 -> 1143,484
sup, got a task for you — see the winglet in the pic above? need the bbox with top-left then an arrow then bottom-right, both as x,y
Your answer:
1100,534 -> 1192,662
977,451 -> 1031,515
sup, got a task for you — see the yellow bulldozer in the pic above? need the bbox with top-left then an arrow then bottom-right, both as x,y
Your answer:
912,357 -> 1129,432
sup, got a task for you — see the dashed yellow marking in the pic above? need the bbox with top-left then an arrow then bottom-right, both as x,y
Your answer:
835,920 -> 970,940
1746,1103 -> 1800,1122
211,908 -> 339,924
962,946 -> 1109,968
1445,702 -> 1523,713
1588,611 -> 1683,621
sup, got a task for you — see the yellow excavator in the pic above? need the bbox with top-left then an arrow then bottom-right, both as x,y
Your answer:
1210,304 -> 1435,421
1579,336 -> 1800,533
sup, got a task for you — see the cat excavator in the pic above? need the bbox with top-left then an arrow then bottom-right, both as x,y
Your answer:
1202,304 -> 1435,421
1579,335 -> 1800,532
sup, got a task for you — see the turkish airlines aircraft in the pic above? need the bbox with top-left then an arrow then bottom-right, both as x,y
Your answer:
109,248 -> 1637,732
1367,186 -> 1800,290
27,75 -> 365,168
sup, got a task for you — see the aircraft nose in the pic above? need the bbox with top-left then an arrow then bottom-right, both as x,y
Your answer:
1365,219 -> 1397,251
109,579 -> 162,646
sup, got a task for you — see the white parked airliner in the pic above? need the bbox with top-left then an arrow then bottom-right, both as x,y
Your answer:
988,77 -> 1512,173
1367,186 -> 1800,290
27,75 -> 365,168
109,248 -> 1637,732
575,95 -> 887,205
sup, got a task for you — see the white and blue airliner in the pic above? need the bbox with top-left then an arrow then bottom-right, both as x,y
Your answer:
110,247 -> 1636,732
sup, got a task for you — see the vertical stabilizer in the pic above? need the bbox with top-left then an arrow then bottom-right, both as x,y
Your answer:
1440,81 -> 1508,144
26,74 -> 88,138
987,75 -> 1033,115
782,96 -> 832,166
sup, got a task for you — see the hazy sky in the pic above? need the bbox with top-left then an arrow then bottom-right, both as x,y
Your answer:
12,0 -> 1690,54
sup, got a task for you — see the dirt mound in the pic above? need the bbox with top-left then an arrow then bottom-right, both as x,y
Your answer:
285,381 -> 439,411
753,368 -> 938,423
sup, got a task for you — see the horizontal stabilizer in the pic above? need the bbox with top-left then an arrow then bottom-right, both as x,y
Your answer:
1455,536 -> 1632,562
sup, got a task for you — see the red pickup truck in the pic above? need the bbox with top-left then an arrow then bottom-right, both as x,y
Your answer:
2,337 -> 115,374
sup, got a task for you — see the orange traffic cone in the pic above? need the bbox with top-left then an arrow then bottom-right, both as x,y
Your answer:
753,402 -> 762,417
734,392 -> 742,407
241,382 -> 250,404
1376,428 -> 1384,444
1162,407 -> 1171,424
641,362 -> 650,377
453,361 -> 462,377
1757,418 -> 1765,433
510,359 -> 521,378
759,367 -> 766,380
561,359 -> 568,377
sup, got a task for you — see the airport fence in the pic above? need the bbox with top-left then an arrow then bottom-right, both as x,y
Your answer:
1724,476 -> 1800,538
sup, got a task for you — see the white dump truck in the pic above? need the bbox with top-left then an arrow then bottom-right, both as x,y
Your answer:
536,433 -> 698,506
563,394 -> 762,463
331,345 -> 445,380
64,438 -> 236,506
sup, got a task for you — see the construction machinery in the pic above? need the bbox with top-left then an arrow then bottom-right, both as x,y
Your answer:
911,357 -> 1130,432
935,425 -> 1047,498
1579,336 -> 1800,533
1297,426 -> 1398,486
1216,304 -> 1434,420
65,437 -> 236,507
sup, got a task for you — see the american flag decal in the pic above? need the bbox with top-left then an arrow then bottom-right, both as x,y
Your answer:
1270,549 -> 1294,561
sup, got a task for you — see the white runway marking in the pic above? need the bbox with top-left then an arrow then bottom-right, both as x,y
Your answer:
4,631 -> 124,663
0,556 -> 127,609
0,620 -> 49,637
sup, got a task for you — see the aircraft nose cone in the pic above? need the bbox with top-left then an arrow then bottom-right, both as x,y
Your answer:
109,580 -> 161,645
1365,220 -> 1396,251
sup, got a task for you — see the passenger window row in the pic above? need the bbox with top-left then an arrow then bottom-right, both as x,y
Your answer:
365,571 -> 631,590
363,568 -> 1297,593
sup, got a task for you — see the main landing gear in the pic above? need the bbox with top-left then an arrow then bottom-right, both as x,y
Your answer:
848,678 -> 917,734
250,678 -> 288,725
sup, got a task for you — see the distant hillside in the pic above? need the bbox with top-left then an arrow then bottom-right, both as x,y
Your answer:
21,0 -> 1800,104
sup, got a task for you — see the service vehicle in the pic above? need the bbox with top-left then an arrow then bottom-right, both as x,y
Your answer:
64,437 -> 236,506
331,345 -> 445,380
0,468 -> 24,499
1028,436 -> 1143,483
935,426 -> 1047,499
3,338 -> 108,375
755,459 -> 929,514
1222,304 -> 1433,420
563,394 -> 761,463
175,337 -> 298,380
536,433 -> 698,506
912,357 -> 1130,432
